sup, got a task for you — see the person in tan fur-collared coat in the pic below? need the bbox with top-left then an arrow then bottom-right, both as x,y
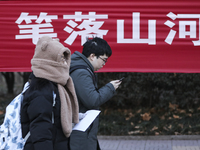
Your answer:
20,36 -> 79,150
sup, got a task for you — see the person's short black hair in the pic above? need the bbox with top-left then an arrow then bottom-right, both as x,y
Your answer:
82,37 -> 112,58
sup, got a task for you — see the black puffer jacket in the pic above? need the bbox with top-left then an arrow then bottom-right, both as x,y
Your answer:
21,74 -> 69,150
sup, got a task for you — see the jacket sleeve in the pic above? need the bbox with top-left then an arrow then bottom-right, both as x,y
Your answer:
27,94 -> 54,150
71,69 -> 116,110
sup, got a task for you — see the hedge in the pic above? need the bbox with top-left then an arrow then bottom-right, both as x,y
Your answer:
97,72 -> 200,110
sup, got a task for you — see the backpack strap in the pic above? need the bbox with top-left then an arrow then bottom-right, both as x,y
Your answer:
70,65 -> 97,89
24,131 -> 30,142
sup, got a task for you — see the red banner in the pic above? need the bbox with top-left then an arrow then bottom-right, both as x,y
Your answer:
0,0 -> 200,73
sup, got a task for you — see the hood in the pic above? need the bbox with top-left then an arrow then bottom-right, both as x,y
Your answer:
71,51 -> 94,72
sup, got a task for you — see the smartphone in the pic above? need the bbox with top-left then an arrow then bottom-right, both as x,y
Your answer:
119,77 -> 125,81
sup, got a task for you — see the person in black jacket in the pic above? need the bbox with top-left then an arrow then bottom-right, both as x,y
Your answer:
69,37 -> 121,150
20,36 -> 79,150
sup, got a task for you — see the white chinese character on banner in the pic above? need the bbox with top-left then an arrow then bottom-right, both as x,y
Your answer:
117,12 -> 156,45
63,12 -> 108,45
165,12 -> 200,46
15,12 -> 58,44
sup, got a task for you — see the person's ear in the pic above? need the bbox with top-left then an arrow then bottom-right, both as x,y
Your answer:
89,53 -> 96,61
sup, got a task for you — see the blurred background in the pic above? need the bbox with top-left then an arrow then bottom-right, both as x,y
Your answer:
0,72 -> 200,136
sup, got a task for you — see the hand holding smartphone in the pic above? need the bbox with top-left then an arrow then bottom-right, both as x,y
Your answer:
110,77 -> 125,89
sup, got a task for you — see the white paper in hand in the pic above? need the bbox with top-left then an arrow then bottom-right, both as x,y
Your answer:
72,110 -> 101,132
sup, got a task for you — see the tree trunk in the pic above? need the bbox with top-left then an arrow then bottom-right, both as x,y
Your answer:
18,72 -> 31,85
1,72 -> 15,94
